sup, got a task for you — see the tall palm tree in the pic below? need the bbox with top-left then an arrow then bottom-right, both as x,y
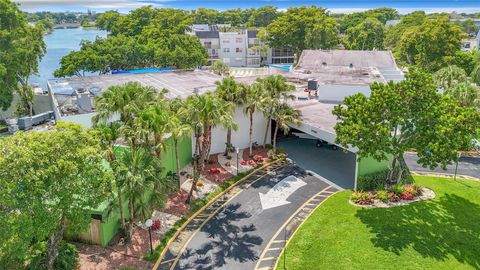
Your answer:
113,147 -> 164,243
96,122 -> 127,233
93,82 -> 157,128
272,103 -> 301,153
168,98 -> 193,189
135,100 -> 171,158
259,75 -> 296,147
183,93 -> 235,203
215,77 -> 243,155
243,83 -> 265,157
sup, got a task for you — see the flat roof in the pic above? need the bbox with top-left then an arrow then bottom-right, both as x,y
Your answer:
293,50 -> 403,85
49,70 -> 222,100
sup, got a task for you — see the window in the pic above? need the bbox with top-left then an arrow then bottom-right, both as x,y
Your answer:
204,41 -> 212,49
236,48 -> 242,53
223,48 -> 230,53
248,48 -> 259,56
236,37 -> 243,43
247,58 -> 260,66
222,39 -> 230,44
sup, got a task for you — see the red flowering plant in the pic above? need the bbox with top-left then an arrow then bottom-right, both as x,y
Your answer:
400,192 -> 414,200
151,219 -> 161,231
240,160 -> 247,165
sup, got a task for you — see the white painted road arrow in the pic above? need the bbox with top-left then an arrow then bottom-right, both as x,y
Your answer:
259,175 -> 307,210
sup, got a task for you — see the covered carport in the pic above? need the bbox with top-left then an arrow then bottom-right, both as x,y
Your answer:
276,99 -> 389,190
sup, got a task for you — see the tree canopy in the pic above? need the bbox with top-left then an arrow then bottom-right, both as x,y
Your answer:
0,123 -> 112,269
333,70 -> 480,183
344,17 -> 385,50
387,14 -> 465,71
0,0 -> 46,112
265,6 -> 338,57
56,7 -> 206,77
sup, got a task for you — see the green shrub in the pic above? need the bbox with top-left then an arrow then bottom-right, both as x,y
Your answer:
276,147 -> 286,154
376,190 -> 389,203
26,242 -> 79,270
357,170 -> 388,191
265,144 -> 273,149
350,191 -> 374,205
391,184 -> 404,196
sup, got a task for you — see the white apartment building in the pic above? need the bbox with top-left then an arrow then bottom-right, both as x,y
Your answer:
189,25 -> 294,67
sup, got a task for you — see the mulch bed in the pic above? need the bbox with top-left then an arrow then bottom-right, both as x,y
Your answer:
201,154 -> 233,183
242,146 -> 270,162
76,227 -> 159,270
162,190 -> 190,216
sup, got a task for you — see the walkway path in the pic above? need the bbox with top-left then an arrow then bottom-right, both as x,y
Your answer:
154,160 -> 339,270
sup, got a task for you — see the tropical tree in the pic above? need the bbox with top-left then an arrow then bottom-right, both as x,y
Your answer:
390,15 -> 465,71
113,147 -> 164,242
272,103 -> 301,153
266,6 -> 338,60
344,17 -> 385,50
96,122 -> 127,233
0,123 -> 111,269
0,0 -> 46,113
247,6 -> 279,27
183,93 -> 235,202
93,82 -> 158,147
445,81 -> 480,108
434,65 -> 468,90
210,61 -> 230,76
215,77 -> 243,154
259,75 -> 296,147
243,83 -> 265,157
333,69 -> 480,184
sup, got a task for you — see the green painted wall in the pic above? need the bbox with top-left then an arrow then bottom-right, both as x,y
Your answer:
96,136 -> 192,246
357,155 -> 391,177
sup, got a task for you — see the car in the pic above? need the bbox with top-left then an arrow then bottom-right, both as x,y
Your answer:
316,139 -> 338,150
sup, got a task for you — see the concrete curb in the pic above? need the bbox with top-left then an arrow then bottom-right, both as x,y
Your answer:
152,158 -> 286,270
411,171 -> 480,181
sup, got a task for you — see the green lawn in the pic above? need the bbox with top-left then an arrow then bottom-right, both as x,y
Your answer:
277,176 -> 480,270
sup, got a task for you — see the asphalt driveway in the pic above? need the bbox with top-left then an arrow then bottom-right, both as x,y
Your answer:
170,163 -> 335,270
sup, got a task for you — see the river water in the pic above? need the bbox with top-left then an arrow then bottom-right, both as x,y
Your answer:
30,28 -> 107,89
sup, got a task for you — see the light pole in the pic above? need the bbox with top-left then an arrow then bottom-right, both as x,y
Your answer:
236,147 -> 240,176
145,219 -> 153,255
454,152 -> 461,181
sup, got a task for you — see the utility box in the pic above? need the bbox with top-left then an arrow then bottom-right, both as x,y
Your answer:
308,79 -> 318,91
17,117 -> 32,131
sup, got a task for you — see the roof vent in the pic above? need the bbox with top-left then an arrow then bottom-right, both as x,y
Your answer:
322,61 -> 327,66
349,63 -> 354,69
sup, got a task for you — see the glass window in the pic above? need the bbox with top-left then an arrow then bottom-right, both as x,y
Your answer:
223,48 -> 230,53
236,37 -> 243,43
236,48 -> 242,53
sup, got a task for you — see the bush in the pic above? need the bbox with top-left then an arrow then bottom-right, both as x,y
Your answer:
403,184 -> 419,197
375,190 -> 389,203
26,241 -> 79,270
265,144 -> 273,149
391,184 -> 404,196
357,170 -> 388,191
276,147 -> 286,154
388,192 -> 400,202
400,192 -> 414,200
350,191 -> 374,205
411,183 -> 423,196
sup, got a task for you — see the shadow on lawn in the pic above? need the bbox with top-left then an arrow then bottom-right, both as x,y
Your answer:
178,203 -> 262,270
356,193 -> 480,269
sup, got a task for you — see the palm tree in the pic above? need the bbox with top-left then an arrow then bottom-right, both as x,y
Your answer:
93,82 -> 157,128
243,83 -> 265,157
135,100 -> 171,158
272,103 -> 301,153
215,77 -> 243,155
96,122 -> 127,233
168,98 -> 193,189
259,75 -> 296,147
113,147 -> 164,243
183,93 -> 235,203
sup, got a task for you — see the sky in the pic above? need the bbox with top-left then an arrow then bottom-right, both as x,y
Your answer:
14,0 -> 480,14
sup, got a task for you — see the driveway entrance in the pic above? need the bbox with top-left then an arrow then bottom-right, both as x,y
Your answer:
277,136 -> 356,189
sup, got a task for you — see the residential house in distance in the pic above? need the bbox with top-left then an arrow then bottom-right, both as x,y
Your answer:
187,24 -> 294,67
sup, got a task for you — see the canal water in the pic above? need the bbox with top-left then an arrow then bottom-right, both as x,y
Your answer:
30,28 -> 107,89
